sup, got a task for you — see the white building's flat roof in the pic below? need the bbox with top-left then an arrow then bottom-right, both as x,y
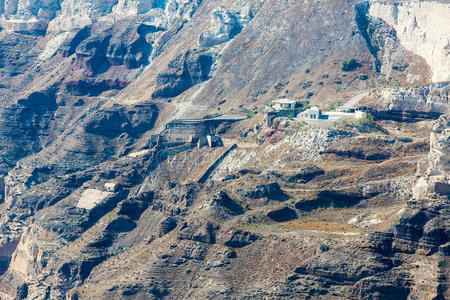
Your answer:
271,98 -> 297,104
307,106 -> 320,112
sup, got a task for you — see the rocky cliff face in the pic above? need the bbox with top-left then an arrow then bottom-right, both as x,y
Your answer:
368,0 -> 450,82
413,113 -> 450,199
0,0 -> 184,33
0,0 -> 448,299
366,82 -> 450,114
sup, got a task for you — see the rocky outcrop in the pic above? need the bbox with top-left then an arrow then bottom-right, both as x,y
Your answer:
294,248 -> 395,283
0,0 -> 194,34
152,50 -> 213,98
177,220 -> 218,244
84,103 -> 158,138
224,230 -> 259,248
159,217 -> 177,237
366,200 -> 449,255
290,247 -> 412,299
295,190 -> 367,212
373,82 -> 449,116
413,113 -> 450,199
65,79 -> 129,96
0,0 -> 58,33
119,194 -> 153,221
198,5 -> 252,47
0,237 -> 20,275
287,166 -> 325,184
209,190 -> 244,217
3,102 -> 158,211
322,147 -> 391,161
68,19 -> 161,76
368,0 -> 450,82
0,0 -> 448,299
0,90 -> 57,174
356,1 -> 432,84
244,182 -> 288,201
266,207 -> 297,222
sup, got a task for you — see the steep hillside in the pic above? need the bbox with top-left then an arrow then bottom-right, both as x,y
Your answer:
0,0 -> 448,299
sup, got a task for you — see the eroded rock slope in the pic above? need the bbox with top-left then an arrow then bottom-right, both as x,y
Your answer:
0,0 -> 448,299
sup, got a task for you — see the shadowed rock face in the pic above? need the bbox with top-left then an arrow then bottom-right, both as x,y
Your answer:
178,220 -> 218,244
296,190 -> 367,212
288,166 -> 325,183
323,148 -> 391,161
210,190 -> 244,216
0,90 -> 58,173
292,248 -> 410,300
71,20 -> 161,76
245,182 -> 289,201
159,217 -> 177,237
367,202 -> 449,256
152,51 -> 214,98
224,230 -> 260,248
84,103 -> 158,138
267,207 -> 297,222
65,79 -> 130,96
119,197 -> 153,221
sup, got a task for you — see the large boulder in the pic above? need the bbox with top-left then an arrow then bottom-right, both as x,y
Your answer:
159,217 -> 177,237
210,190 -> 244,216
224,230 -> 259,248
267,207 -> 297,222
245,182 -> 288,201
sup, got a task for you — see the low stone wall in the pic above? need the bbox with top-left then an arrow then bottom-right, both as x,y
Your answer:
266,109 -> 302,126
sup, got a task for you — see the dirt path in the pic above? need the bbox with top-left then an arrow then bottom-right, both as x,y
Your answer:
339,91 -> 370,109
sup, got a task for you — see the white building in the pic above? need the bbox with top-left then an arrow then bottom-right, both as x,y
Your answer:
305,106 -> 321,119
301,106 -> 365,121
271,99 -> 299,110
104,182 -> 119,193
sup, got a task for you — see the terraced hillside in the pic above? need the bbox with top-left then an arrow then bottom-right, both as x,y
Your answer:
0,0 -> 448,299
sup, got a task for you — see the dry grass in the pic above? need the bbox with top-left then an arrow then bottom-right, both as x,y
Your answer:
279,220 -> 359,233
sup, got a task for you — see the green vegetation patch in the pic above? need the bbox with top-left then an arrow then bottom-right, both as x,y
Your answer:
358,74 -> 368,80
341,58 -> 361,72
392,64 -> 409,72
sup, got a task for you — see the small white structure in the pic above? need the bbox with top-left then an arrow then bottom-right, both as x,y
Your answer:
197,135 -> 222,148
104,182 -> 119,193
207,135 -> 221,147
271,99 -> 299,110
305,106 -> 321,119
301,106 -> 365,122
